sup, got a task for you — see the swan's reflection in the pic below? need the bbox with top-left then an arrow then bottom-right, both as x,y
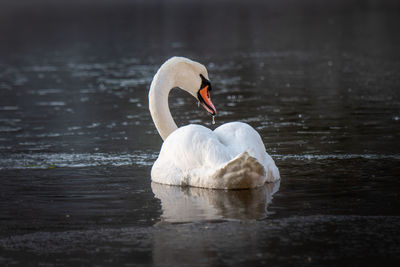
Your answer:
151,181 -> 280,223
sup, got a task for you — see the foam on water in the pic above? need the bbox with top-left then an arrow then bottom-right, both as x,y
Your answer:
0,152 -> 158,170
36,101 -> 66,106
0,106 -> 19,111
1,152 -> 398,170
273,154 -> 400,160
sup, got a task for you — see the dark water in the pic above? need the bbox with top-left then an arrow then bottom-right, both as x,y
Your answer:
1,0 -> 400,265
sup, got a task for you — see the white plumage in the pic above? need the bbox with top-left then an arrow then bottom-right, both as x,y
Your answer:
149,57 -> 280,189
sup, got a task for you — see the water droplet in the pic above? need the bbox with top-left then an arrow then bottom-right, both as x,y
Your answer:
198,101 -> 200,108
212,116 -> 215,125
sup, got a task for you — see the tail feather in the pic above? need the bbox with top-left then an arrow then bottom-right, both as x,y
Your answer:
210,152 -> 266,189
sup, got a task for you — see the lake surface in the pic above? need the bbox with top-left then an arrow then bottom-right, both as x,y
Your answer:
1,0 -> 400,265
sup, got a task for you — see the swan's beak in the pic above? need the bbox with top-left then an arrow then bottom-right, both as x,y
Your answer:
198,85 -> 217,115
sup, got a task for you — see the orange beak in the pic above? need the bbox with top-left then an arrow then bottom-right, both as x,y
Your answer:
198,85 -> 217,115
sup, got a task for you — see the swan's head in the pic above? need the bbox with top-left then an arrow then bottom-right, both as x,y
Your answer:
166,57 -> 217,115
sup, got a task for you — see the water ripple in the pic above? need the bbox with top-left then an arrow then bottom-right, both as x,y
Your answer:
273,154 -> 400,160
1,153 -> 398,170
0,152 -> 158,170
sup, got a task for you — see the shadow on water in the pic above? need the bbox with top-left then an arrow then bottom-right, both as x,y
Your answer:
152,181 -> 280,223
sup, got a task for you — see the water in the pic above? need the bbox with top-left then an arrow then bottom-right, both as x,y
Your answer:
1,0 -> 400,265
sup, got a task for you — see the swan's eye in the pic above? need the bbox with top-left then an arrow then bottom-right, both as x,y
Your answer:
199,74 -> 211,91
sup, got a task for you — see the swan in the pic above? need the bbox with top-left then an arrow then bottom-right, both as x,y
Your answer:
149,57 -> 280,189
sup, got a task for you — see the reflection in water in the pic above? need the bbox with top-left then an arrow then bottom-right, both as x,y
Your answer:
151,181 -> 280,223
151,182 -> 280,266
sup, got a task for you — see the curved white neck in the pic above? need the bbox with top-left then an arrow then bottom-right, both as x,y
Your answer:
149,68 -> 178,141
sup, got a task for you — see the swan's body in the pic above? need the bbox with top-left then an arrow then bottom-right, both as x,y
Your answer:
149,57 -> 280,189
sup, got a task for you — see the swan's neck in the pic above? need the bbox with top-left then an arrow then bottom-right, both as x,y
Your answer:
149,69 -> 178,141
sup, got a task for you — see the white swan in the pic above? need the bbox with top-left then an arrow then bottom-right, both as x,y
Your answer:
149,57 -> 280,189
